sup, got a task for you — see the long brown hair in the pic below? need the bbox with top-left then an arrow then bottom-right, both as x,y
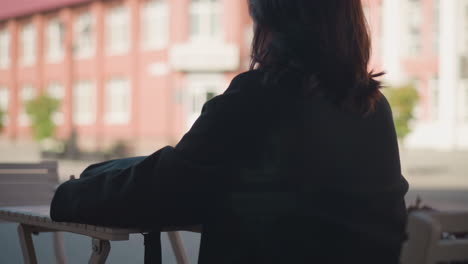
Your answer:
248,0 -> 384,114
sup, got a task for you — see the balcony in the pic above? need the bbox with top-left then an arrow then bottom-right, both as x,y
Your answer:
169,41 -> 240,72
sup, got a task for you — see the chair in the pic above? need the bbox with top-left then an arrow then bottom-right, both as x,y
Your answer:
0,161 -> 66,264
401,211 -> 468,264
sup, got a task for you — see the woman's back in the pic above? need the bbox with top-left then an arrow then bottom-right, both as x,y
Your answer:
194,70 -> 409,264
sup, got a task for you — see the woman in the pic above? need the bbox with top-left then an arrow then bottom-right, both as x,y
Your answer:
51,0 -> 409,263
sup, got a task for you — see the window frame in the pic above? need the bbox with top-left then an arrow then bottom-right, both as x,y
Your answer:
189,0 -> 223,42
104,78 -> 131,125
0,86 -> 9,124
106,5 -> 130,55
428,77 -> 440,121
73,80 -> 96,125
46,82 -> 65,125
185,73 -> 226,128
74,12 -> 94,59
20,23 -> 36,66
19,84 -> 35,126
141,0 -> 169,50
406,0 -> 423,57
0,28 -> 10,68
45,18 -> 64,63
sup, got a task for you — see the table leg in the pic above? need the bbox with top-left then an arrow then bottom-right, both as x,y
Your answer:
17,224 -> 38,264
53,232 -> 67,264
167,232 -> 189,264
144,232 -> 161,264
88,239 -> 111,264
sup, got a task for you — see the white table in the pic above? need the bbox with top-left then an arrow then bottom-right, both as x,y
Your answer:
0,206 -> 201,264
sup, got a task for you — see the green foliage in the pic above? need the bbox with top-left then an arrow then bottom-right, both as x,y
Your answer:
25,93 -> 60,141
0,106 -> 5,133
385,84 -> 420,140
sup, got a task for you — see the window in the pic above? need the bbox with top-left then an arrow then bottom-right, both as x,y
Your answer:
0,86 -> 8,124
0,29 -> 10,68
189,0 -> 222,41
105,78 -> 131,124
141,0 -> 169,50
429,77 -> 439,121
73,81 -> 95,125
432,0 -> 440,54
20,23 -> 36,66
74,12 -> 94,58
46,82 -> 65,124
465,82 -> 468,123
363,5 -> 371,23
185,74 -> 224,128
46,19 -> 64,62
462,1 -> 468,55
106,6 -> 130,54
243,24 -> 254,69
363,3 -> 384,58
412,79 -> 423,120
407,0 -> 422,56
461,80 -> 468,123
19,85 -> 35,126
191,90 -> 215,113
244,24 -> 253,50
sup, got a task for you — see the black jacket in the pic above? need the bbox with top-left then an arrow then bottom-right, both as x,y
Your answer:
51,70 -> 409,264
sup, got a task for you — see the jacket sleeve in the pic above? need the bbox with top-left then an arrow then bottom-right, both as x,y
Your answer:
50,73 -> 262,228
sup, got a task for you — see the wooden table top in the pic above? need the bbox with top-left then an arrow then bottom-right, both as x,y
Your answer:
0,205 -> 201,241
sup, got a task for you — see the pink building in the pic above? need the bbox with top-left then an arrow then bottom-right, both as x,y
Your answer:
1,0 -> 466,151
0,0 -> 252,153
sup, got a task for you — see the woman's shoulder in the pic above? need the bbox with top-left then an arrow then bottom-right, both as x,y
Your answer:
375,92 -> 394,117
200,70 -> 266,115
232,69 -> 265,83
225,70 -> 265,94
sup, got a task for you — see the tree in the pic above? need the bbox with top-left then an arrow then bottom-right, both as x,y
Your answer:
25,94 -> 60,141
0,106 -> 5,133
384,84 -> 420,141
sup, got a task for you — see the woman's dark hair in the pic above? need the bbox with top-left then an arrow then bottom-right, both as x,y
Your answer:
248,0 -> 384,114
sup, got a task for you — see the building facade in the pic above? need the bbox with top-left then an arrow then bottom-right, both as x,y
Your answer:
0,0 -> 467,152
366,0 -> 468,150
0,0 -> 252,153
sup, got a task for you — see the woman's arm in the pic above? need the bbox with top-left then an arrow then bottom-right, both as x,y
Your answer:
50,72 -> 264,228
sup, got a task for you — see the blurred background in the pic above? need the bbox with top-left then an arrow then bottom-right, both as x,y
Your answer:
0,0 -> 467,263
